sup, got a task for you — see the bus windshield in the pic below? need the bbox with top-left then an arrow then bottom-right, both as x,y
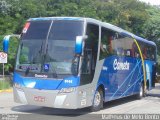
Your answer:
15,20 -> 84,75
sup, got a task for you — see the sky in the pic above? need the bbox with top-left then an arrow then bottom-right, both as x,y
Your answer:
139,0 -> 160,5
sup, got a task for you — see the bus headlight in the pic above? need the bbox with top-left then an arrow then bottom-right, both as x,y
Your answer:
14,83 -> 23,91
59,87 -> 76,94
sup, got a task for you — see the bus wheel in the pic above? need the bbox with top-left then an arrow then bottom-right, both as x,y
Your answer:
136,83 -> 144,99
90,89 -> 103,112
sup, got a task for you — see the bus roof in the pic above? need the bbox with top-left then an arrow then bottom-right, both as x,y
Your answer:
28,17 -> 156,47
28,17 -> 84,21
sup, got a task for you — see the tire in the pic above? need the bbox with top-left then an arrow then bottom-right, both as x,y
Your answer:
136,83 -> 145,99
90,89 -> 104,112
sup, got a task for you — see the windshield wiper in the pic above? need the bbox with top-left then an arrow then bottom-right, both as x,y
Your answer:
25,67 -> 30,76
52,67 -> 58,78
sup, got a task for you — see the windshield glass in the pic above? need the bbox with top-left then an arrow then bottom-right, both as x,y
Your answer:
15,20 -> 84,76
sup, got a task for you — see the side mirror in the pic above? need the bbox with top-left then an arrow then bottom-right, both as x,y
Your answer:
75,35 -> 88,54
3,35 -> 20,53
75,36 -> 83,54
3,35 -> 10,53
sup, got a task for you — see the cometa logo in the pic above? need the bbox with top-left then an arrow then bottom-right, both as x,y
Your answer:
113,59 -> 130,70
35,74 -> 48,78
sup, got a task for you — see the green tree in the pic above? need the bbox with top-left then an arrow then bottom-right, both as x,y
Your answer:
143,7 -> 160,41
0,0 -> 159,74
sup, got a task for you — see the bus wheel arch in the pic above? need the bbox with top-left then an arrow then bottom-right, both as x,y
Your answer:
99,84 -> 105,101
136,81 -> 146,99
90,84 -> 105,111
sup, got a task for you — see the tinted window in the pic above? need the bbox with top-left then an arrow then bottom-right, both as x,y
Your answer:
22,21 -> 51,40
146,45 -> 156,61
80,23 -> 99,85
100,28 -> 135,60
48,21 -> 84,40
16,20 -> 84,76
100,27 -> 114,60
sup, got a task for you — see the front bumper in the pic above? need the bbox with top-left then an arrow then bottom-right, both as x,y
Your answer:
13,86 -> 93,109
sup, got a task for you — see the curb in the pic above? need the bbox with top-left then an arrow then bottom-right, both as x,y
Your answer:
0,89 -> 13,93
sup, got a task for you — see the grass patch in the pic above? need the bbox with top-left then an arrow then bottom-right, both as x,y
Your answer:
0,80 -> 11,90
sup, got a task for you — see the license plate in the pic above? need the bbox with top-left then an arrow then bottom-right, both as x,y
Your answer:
34,96 -> 46,102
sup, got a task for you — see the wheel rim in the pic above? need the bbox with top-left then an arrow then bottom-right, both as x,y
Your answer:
93,91 -> 101,107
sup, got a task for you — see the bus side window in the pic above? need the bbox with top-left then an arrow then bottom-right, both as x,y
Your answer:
132,42 -> 140,58
151,47 -> 155,60
100,27 -> 112,60
143,47 -> 147,59
80,23 -> 99,85
81,49 -> 92,74
147,46 -> 155,61
116,47 -> 124,56
125,49 -> 131,56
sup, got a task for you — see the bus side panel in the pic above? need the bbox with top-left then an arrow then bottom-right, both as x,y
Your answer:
97,56 -> 143,102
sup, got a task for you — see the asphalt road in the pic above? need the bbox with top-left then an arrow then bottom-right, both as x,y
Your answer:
1,84 -> 160,120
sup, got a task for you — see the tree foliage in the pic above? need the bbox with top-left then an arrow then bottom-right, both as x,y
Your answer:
143,7 -> 160,49
0,0 -> 160,73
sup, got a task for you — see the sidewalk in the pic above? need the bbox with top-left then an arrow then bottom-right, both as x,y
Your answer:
147,83 -> 160,97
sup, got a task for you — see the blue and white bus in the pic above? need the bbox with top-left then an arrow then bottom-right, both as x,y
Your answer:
3,17 -> 157,111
